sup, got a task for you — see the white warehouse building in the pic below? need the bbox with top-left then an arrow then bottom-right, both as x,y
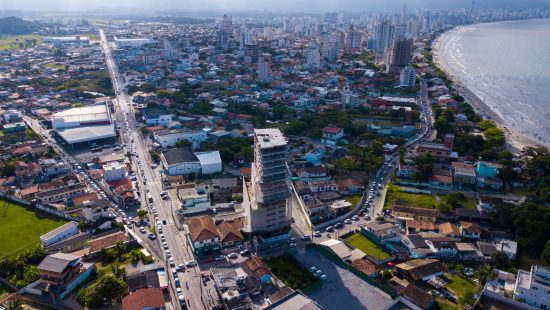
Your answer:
51,104 -> 116,145
161,149 -> 222,176
40,221 -> 80,247
153,128 -> 208,148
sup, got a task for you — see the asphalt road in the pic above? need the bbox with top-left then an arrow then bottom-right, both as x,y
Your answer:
100,29 -> 205,310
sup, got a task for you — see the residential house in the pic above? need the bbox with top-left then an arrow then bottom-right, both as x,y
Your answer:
514,265 -> 550,309
309,180 -> 339,193
82,200 -> 111,223
161,148 -> 221,176
429,170 -> 453,190
185,215 -> 221,254
438,222 -> 461,238
37,253 -> 95,299
451,162 -> 477,186
460,221 -> 482,240
216,219 -> 244,248
397,165 -> 416,179
425,239 -> 458,258
361,222 -> 402,246
402,284 -> 435,310
143,107 -> 172,126
241,256 -> 272,285
401,234 -> 432,259
321,125 -> 344,145
417,142 -> 451,162
121,288 -> 165,310
392,205 -> 439,222
406,220 -> 435,234
35,183 -> 87,203
477,195 -> 503,212
296,166 -> 328,182
495,239 -> 518,260
396,258 -> 445,282
177,183 -> 210,209
336,178 -> 363,194
302,147 -> 326,165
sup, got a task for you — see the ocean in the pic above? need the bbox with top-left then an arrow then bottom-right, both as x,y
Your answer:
434,19 -> 550,148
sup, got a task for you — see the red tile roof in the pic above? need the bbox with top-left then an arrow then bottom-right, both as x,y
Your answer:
122,288 -> 165,310
322,125 -> 343,134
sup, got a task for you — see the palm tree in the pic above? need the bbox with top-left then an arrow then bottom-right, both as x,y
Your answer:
475,264 -> 493,288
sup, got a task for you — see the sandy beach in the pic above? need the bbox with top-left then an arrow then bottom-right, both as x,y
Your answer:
432,34 -> 540,154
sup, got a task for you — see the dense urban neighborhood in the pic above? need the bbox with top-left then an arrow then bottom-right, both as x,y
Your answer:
0,4 -> 550,310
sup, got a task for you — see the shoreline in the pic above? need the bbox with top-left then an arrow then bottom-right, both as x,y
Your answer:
431,29 -> 542,154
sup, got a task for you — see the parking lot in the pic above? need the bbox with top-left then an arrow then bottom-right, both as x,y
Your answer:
295,248 -> 393,310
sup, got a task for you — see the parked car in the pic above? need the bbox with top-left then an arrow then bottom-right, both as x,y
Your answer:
215,255 -> 226,261
227,253 -> 238,259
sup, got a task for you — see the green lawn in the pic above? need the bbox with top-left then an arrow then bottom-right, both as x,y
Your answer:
435,297 -> 457,310
344,233 -> 391,260
344,194 -> 363,208
43,61 -> 66,70
265,253 -> 318,290
0,201 -> 67,258
386,190 -> 439,209
0,35 -> 43,50
385,185 -> 477,211
446,273 -> 476,297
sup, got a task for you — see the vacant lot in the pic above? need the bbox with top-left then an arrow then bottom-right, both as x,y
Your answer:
344,233 -> 391,260
0,201 -> 66,258
0,35 -> 42,50
344,194 -> 363,208
385,185 -> 477,211
446,273 -> 476,297
265,253 -> 318,290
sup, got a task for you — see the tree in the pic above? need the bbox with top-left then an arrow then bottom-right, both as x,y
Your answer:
458,289 -> 476,308
413,153 -> 435,181
4,297 -> 23,310
175,140 -> 191,148
541,240 -> 550,265
137,209 -> 148,221
333,158 -> 358,172
78,274 -> 128,308
1,161 -> 15,177
475,264 -> 494,288
492,251 -> 512,269
441,192 -> 467,209
380,270 -> 392,283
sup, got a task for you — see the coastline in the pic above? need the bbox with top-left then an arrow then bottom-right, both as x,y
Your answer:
431,28 -> 541,154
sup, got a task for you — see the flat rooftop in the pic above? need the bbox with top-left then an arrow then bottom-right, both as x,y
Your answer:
56,124 -> 116,144
254,128 -> 286,149
52,105 -> 110,123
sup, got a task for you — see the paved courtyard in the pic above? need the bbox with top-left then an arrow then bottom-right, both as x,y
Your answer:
295,248 -> 393,310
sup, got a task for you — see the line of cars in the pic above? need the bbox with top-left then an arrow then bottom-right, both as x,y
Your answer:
309,266 -> 328,281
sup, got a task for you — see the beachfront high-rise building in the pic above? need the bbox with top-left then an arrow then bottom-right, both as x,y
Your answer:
243,129 -> 291,236
374,20 -> 395,54
399,66 -> 416,87
388,38 -> 413,73
222,14 -> 232,31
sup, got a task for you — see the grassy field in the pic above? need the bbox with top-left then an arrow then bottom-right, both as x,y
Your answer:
446,273 -> 476,297
344,194 -> 363,208
0,35 -> 43,50
385,186 -> 477,211
266,253 -> 318,290
436,297 -> 457,310
0,201 -> 67,258
344,233 -> 391,260
43,61 -> 66,70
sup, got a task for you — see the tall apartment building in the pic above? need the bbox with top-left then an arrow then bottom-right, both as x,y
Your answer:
257,54 -> 272,83
243,129 -> 291,237
345,24 -> 362,53
387,38 -> 413,73
374,20 -> 395,53
307,48 -> 321,67
399,66 -> 417,87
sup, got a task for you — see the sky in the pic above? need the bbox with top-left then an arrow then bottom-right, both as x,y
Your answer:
2,0 -> 550,12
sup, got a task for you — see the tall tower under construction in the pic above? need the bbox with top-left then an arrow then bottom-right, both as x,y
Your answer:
243,129 -> 291,239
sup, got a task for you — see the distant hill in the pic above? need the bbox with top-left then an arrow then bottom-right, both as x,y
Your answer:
0,17 -> 39,35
